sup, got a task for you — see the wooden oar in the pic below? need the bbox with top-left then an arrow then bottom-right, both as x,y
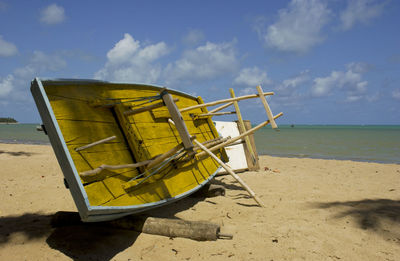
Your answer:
180,92 -> 274,113
196,112 -> 283,158
194,139 -> 264,207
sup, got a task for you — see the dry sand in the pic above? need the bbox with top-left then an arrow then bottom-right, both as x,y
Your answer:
0,143 -> 399,260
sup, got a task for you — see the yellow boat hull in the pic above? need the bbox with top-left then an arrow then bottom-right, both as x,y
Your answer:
31,78 -> 225,221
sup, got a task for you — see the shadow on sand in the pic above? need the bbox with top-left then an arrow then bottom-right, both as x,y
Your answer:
0,150 -> 36,156
0,212 -> 139,261
313,198 -> 400,241
0,196 -> 206,260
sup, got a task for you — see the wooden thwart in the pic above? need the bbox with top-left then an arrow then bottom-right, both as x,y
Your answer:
194,140 -> 264,207
123,98 -> 179,116
74,136 -> 116,152
180,92 -> 274,113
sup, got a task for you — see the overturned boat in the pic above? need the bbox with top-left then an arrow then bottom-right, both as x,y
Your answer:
31,78 -> 282,222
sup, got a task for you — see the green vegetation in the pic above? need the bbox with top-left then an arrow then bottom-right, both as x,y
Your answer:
0,117 -> 18,123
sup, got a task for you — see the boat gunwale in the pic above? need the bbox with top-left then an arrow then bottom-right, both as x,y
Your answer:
39,78 -> 197,100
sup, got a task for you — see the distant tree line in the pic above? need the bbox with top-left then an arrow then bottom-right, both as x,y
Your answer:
0,117 -> 18,123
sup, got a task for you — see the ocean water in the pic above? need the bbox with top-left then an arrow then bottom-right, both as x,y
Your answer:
1,124 -> 399,164
254,125 -> 400,164
0,124 -> 49,144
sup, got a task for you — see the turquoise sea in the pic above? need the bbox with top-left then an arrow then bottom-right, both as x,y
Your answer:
254,125 -> 400,164
1,124 -> 399,164
0,124 -> 49,144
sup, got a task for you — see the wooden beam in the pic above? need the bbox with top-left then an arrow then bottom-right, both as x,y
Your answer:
257,85 -> 278,129
192,111 -> 236,119
79,160 -> 153,177
74,136 -> 116,152
161,90 -> 194,151
194,140 -> 264,207
208,102 -> 234,113
180,92 -> 274,113
193,136 -> 230,151
196,112 -> 283,158
229,88 -> 256,165
123,99 -> 179,116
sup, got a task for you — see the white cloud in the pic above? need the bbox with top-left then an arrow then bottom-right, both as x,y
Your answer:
13,51 -> 66,80
0,36 -> 18,57
106,33 -> 140,64
96,34 -> 239,87
40,4 -> 65,25
340,0 -> 385,31
262,0 -> 331,53
95,33 -> 169,83
311,62 -> 369,102
276,70 -> 310,94
164,41 -> 239,85
392,89 -> 400,101
182,29 -> 205,45
273,70 -> 310,106
0,74 -> 14,97
234,67 -> 271,87
0,51 -> 67,103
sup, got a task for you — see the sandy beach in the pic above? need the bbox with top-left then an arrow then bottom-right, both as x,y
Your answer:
0,143 -> 399,260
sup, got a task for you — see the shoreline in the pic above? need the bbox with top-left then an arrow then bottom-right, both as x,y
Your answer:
264,153 -> 400,165
2,142 -> 399,165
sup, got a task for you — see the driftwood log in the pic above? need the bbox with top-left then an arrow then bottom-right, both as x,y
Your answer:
51,211 -> 232,241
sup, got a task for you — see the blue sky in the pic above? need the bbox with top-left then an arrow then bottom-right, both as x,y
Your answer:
0,0 -> 399,124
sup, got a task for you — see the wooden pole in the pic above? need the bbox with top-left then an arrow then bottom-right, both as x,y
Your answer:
74,136 -> 116,152
208,101 -> 234,113
229,88 -> 257,165
80,160 -> 153,177
180,92 -> 274,113
161,91 -> 194,151
193,111 -> 236,118
256,85 -> 278,129
196,112 -> 283,158
194,140 -> 264,207
124,98 -> 179,116
193,136 -> 230,151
